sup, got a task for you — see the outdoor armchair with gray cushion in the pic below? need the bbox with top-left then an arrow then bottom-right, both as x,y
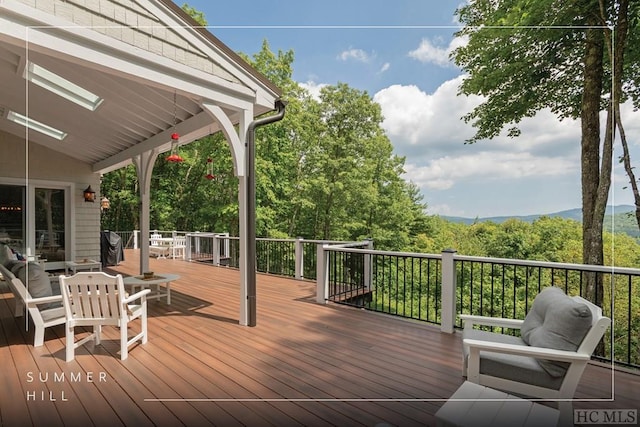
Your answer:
460,286 -> 611,425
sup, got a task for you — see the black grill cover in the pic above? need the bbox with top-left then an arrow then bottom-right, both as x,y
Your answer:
100,231 -> 124,267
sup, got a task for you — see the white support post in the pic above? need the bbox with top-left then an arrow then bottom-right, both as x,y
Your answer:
133,230 -> 139,249
223,234 -> 230,258
213,234 -> 220,266
364,238 -> 374,291
294,237 -> 304,280
441,248 -> 457,333
316,243 -> 329,304
133,149 -> 159,275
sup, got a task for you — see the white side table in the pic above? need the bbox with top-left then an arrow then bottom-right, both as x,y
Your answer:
65,259 -> 102,275
436,381 -> 559,427
123,273 -> 179,304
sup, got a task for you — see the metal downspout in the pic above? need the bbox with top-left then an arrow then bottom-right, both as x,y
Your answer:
246,99 -> 286,326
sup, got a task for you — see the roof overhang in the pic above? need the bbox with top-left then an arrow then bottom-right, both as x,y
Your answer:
0,0 -> 281,174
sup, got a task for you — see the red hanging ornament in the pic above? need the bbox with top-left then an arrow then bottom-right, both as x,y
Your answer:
205,157 -> 215,180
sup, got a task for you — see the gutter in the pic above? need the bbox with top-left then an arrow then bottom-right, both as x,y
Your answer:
245,99 -> 286,326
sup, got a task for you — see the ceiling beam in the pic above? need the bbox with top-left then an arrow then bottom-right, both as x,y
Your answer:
92,110 -> 213,173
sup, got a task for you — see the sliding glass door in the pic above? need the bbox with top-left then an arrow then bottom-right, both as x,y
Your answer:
35,188 -> 66,263
0,184 -> 26,253
0,181 -> 70,269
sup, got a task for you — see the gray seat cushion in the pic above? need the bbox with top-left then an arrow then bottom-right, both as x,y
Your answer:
521,286 -> 593,377
463,328 -> 564,390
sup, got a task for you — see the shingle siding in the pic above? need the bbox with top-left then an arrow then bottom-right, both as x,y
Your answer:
16,0 -> 239,84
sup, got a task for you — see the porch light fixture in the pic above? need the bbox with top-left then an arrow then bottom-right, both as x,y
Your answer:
83,185 -> 96,202
6,110 -> 67,140
24,62 -> 103,111
100,196 -> 110,211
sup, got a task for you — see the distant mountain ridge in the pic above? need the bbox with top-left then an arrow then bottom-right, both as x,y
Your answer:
441,205 -> 636,225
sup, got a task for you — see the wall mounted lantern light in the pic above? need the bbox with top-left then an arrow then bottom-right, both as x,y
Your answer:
83,185 -> 96,202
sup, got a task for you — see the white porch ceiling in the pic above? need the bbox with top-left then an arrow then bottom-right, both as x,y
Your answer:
0,0 -> 280,174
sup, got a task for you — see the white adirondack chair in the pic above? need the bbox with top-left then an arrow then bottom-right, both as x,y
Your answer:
461,286 -> 611,426
59,272 -> 150,361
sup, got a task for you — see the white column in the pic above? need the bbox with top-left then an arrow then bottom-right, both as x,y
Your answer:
237,109 -> 252,326
294,237 -> 304,280
316,243 -> 329,304
441,249 -> 457,333
202,102 -> 250,326
133,149 -> 159,275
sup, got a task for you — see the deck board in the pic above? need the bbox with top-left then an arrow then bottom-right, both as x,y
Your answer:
1,249 -> 638,426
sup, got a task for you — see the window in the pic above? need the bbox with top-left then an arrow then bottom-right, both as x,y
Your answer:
6,110 -> 67,140
35,188 -> 66,263
0,184 -> 26,254
24,62 -> 103,111
0,182 -> 70,269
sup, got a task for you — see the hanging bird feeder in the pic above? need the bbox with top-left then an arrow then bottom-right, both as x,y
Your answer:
166,132 -> 183,162
166,92 -> 184,162
205,157 -> 215,180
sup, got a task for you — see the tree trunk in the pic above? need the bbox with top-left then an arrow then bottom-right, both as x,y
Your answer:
580,24 -> 607,305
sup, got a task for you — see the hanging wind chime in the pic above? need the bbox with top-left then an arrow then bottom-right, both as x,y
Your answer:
166,92 -> 184,163
205,158 -> 215,180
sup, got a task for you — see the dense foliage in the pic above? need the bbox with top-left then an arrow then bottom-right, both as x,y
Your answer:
413,215 -> 640,268
453,0 -> 640,303
100,34 -> 640,267
101,41 -> 427,251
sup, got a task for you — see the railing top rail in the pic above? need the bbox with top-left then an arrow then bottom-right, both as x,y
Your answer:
324,245 -> 443,260
453,253 -> 640,276
185,232 -> 229,237
325,240 -> 371,249
305,239 -> 360,245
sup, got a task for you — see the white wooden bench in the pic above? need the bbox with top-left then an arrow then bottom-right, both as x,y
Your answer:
0,263 -> 65,347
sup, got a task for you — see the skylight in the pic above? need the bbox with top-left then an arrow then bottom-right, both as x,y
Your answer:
24,62 -> 103,111
7,110 -> 68,140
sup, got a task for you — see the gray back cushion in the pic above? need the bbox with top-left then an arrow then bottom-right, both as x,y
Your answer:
521,286 -> 593,377
7,260 -> 54,308
0,243 -> 14,266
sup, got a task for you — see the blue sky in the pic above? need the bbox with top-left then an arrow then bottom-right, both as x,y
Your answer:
176,0 -> 640,219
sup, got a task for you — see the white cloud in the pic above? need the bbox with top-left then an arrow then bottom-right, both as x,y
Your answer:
408,36 -> 468,67
427,203 -> 461,216
403,152 -> 577,191
299,80 -> 328,101
373,76 -> 483,155
379,62 -> 390,73
374,76 -> 585,198
374,77 -> 583,161
337,48 -> 374,63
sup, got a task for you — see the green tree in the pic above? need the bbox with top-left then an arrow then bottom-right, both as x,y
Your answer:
453,0 -> 640,303
180,3 -> 207,26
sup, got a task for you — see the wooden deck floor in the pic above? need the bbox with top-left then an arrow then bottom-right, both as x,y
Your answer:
1,250 -> 638,426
